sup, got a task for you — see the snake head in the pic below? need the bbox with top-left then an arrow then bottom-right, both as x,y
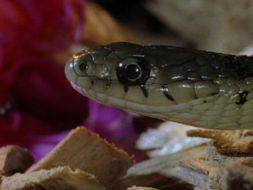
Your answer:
66,42 -> 253,130
65,43 -> 151,82
65,41 -> 220,115
65,42 -> 158,108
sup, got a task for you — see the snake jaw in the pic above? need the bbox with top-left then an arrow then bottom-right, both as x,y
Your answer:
65,58 -> 77,85
65,42 -> 253,130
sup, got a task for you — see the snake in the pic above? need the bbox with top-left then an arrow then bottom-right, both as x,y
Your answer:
65,42 -> 253,130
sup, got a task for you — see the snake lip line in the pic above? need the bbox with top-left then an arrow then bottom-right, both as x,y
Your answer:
71,79 -> 219,115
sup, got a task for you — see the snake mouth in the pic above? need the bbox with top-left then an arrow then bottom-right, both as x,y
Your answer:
68,79 -> 175,119
64,42 -> 253,130
68,71 -> 180,117
65,51 -> 220,119
65,56 -> 174,109
68,77 -> 219,129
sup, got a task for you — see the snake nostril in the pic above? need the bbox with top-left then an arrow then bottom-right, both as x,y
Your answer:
72,52 -> 94,76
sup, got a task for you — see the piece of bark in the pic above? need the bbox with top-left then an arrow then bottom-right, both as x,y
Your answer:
224,162 -> 253,190
2,166 -> 104,190
174,146 -> 253,190
128,143 -> 253,190
187,129 -> 253,156
0,145 -> 34,176
128,144 -> 208,176
128,144 -> 210,188
126,186 -> 158,190
29,127 -> 133,188
112,173 -> 193,190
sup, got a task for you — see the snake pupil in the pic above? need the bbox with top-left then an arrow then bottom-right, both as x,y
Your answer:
116,57 -> 150,85
78,62 -> 88,71
125,64 -> 141,80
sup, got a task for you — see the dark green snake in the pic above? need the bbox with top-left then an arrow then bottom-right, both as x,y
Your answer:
65,42 -> 253,130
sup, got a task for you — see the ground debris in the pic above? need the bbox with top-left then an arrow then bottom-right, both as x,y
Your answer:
29,127 -> 133,188
1,127 -> 253,190
128,143 -> 253,190
1,166 -> 104,190
127,186 -> 158,190
0,145 -> 34,176
225,162 -> 253,190
112,173 -> 193,190
187,129 -> 253,156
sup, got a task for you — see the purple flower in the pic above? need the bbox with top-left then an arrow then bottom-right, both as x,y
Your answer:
0,0 -> 147,162
0,0 -> 87,161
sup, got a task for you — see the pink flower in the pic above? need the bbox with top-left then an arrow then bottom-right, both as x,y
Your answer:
0,0 -> 87,161
85,100 -> 147,161
0,0 -> 147,162
0,0 -> 84,54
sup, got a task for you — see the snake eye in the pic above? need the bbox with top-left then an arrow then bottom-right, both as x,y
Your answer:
122,63 -> 141,80
116,57 -> 150,85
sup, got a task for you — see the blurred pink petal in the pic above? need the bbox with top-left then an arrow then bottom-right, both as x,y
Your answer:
0,0 -> 147,162
0,0 -> 85,54
11,56 -> 88,128
84,100 -> 147,161
0,111 -> 64,161
0,0 -> 87,161
84,100 -> 134,142
30,131 -> 69,161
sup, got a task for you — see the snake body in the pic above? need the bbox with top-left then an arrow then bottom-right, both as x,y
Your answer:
65,42 -> 253,130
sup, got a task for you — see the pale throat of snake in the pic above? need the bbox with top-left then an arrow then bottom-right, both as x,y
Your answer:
65,42 -> 253,130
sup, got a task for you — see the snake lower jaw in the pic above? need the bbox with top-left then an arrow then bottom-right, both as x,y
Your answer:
65,42 -> 253,130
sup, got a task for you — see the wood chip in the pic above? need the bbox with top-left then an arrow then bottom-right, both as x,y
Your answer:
187,129 -> 253,156
2,166 -> 104,190
0,145 -> 34,176
29,127 -> 133,188
128,144 -> 208,176
225,162 -> 253,190
128,143 -> 253,190
127,186 -> 158,190
112,173 -> 193,190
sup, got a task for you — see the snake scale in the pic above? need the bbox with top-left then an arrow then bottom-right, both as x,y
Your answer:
65,42 -> 253,130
